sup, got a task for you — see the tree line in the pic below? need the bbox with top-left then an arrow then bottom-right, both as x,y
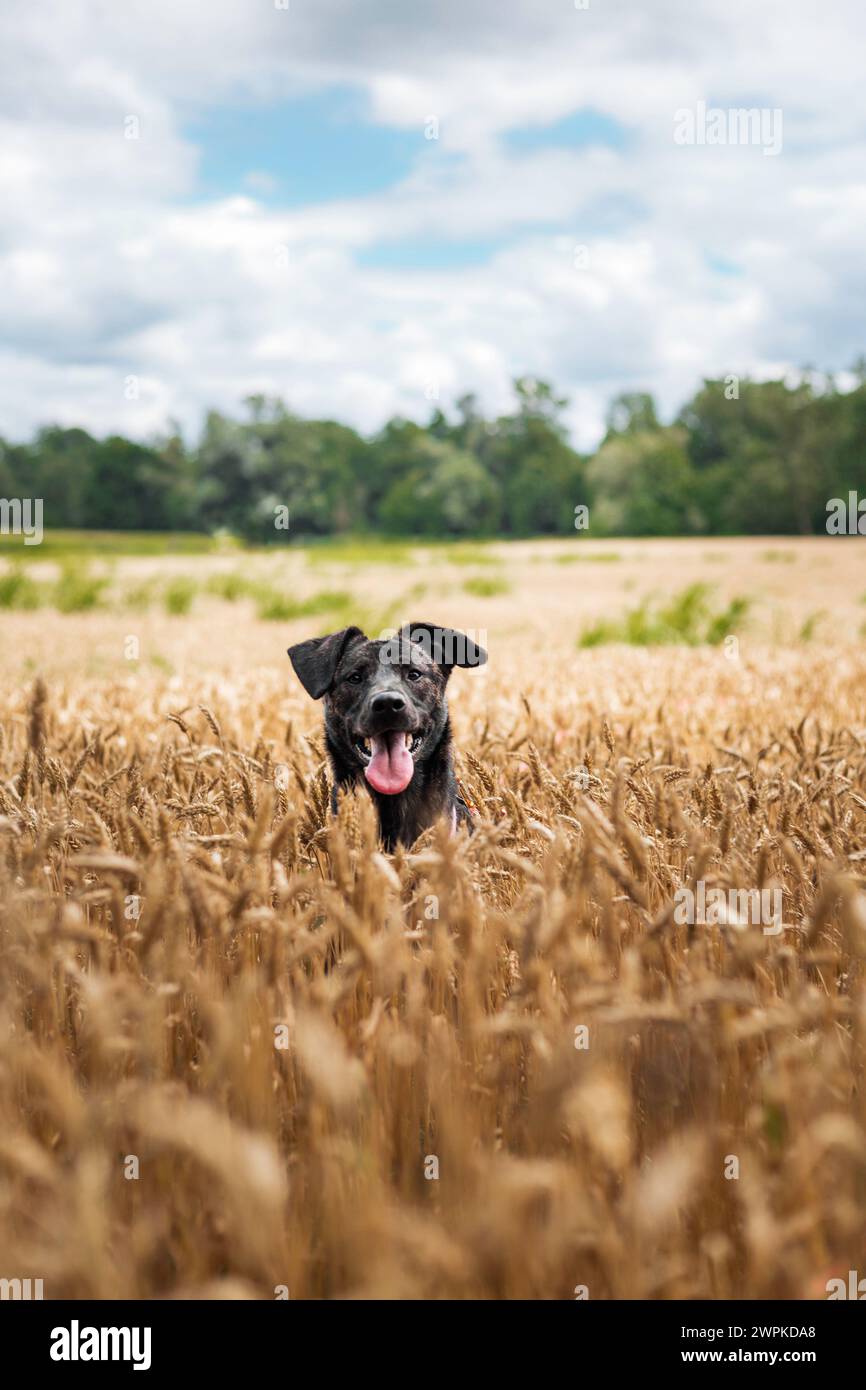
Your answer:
1,368 -> 864,539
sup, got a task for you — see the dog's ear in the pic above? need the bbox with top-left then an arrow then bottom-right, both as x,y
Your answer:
288,626 -> 365,699
400,622 -> 487,677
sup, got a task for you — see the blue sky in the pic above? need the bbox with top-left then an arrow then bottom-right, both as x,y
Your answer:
503,108 -> 629,155
188,88 -> 425,206
1,0 -> 864,447
187,92 -> 632,261
186,93 -> 630,209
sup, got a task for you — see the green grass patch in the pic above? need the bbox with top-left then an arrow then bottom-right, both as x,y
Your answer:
163,578 -> 197,615
302,538 -> 414,568
578,583 -> 750,648
6,530 -> 225,559
253,586 -> 353,622
462,575 -> 511,597
149,654 -> 175,674
0,559 -> 108,611
799,610 -> 825,642
121,581 -> 158,612
0,565 -> 43,609
556,551 -> 622,565
255,591 -> 302,622
52,563 -> 108,613
205,571 -> 257,602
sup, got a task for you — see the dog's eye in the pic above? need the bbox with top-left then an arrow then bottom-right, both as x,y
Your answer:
346,672 -> 363,684
406,669 -> 422,682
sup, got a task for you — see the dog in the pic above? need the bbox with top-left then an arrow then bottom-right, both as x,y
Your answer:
288,622 -> 487,850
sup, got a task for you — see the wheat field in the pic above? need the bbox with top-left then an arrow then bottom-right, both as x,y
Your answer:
1,537 -> 866,1300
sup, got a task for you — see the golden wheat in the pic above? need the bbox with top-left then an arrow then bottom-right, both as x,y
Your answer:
1,641 -> 865,1299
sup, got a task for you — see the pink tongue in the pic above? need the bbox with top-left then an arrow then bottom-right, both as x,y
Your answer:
365,731 -> 414,795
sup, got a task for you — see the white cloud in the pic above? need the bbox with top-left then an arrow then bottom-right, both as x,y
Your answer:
0,0 -> 864,449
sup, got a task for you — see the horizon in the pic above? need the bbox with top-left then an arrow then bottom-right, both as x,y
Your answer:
3,363 -> 863,453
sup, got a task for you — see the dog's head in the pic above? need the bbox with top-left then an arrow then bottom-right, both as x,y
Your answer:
288,623 -> 487,795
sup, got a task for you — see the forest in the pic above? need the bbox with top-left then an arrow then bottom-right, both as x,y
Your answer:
2,368 -> 864,539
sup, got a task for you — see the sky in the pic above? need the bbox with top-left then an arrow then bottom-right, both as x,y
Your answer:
1,0 -> 865,449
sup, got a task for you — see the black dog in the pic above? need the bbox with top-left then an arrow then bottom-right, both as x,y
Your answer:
288,622 -> 487,849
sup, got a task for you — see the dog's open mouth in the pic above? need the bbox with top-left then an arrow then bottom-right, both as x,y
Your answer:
354,729 -> 423,795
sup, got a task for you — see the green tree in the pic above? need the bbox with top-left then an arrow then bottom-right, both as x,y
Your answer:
379,437 -> 501,536
603,392 -> 660,440
678,377 -> 833,534
480,379 -> 586,534
587,426 -> 698,535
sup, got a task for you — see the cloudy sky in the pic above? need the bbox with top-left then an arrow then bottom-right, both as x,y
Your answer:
2,0 -> 865,448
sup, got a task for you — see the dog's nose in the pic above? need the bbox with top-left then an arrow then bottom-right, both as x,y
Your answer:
371,691 -> 406,715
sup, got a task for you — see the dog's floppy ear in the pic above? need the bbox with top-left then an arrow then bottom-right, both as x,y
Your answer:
399,622 -> 487,676
288,626 -> 365,699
